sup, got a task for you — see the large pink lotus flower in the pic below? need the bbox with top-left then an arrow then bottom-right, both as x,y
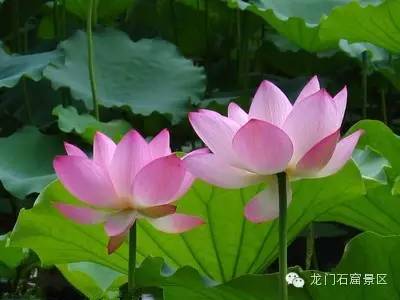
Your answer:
54,129 -> 204,253
184,76 -> 363,223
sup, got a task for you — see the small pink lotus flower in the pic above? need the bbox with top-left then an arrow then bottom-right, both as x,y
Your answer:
184,76 -> 363,223
54,129 -> 204,253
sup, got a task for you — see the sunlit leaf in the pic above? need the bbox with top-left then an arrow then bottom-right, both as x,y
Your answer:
352,146 -> 390,186
159,232 -> 400,299
378,58 -> 400,91
226,0 -> 350,52
58,262 -> 126,300
61,232 -> 400,299
319,120 -> 400,236
338,40 -> 389,64
0,233 -> 26,279
320,0 -> 400,53
0,233 -> 26,269
10,161 -> 363,282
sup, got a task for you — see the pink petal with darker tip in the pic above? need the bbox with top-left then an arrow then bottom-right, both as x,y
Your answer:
109,130 -> 151,198
64,142 -> 87,158
316,130 -> 364,178
295,130 -> 340,175
283,89 -> 338,163
244,176 -> 292,223
105,211 -> 136,237
149,129 -> 171,159
188,111 -> 240,164
333,86 -> 347,125
54,156 -> 118,207
295,76 -> 320,103
107,231 -> 128,254
140,204 -> 176,218
173,148 -> 210,200
93,132 -> 116,169
228,102 -> 249,126
133,155 -> 186,207
249,80 -> 292,126
232,119 -> 293,175
54,203 -> 108,224
147,213 -> 204,233
183,153 -> 264,189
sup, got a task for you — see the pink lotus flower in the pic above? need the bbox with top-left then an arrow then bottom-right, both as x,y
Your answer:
54,129 -> 204,253
184,76 -> 363,223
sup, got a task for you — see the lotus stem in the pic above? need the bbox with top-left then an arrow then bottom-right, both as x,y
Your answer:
380,88 -> 388,125
22,79 -> 32,123
60,0 -> 67,39
53,0 -> 59,40
305,223 -> 315,270
361,51 -> 368,119
12,0 -> 21,52
21,12 -> 32,124
277,172 -> 288,300
236,10 -> 242,86
236,10 -> 249,90
127,223 -> 138,299
87,0 -> 100,120
169,0 -> 178,45
204,0 -> 209,56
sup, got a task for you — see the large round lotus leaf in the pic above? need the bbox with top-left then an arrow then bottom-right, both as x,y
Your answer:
320,0 -> 400,53
318,121 -> 400,236
0,127 -> 64,199
54,233 -> 400,299
0,43 -> 61,88
44,28 -> 206,123
10,162 -> 363,282
234,0 -> 350,24
226,0 -> 352,52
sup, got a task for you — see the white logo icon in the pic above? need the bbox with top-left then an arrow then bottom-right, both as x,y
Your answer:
285,272 -> 305,288
292,277 -> 305,288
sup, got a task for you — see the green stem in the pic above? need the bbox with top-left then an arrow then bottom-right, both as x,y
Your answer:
312,243 -> 319,270
7,197 -> 18,221
128,223 -> 138,299
124,2 -> 135,23
204,0 -> 209,54
236,10 -> 249,89
22,79 -> 32,123
380,88 -> 388,125
277,172 -> 288,300
60,0 -> 67,39
58,0 -> 69,106
22,23 -> 32,123
87,0 -> 100,120
236,9 -> 244,88
361,51 -> 368,119
23,25 -> 28,53
54,0 -> 59,40
93,0 -> 99,26
305,223 -> 315,270
12,0 -> 21,52
260,24 -> 265,46
169,0 -> 178,45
